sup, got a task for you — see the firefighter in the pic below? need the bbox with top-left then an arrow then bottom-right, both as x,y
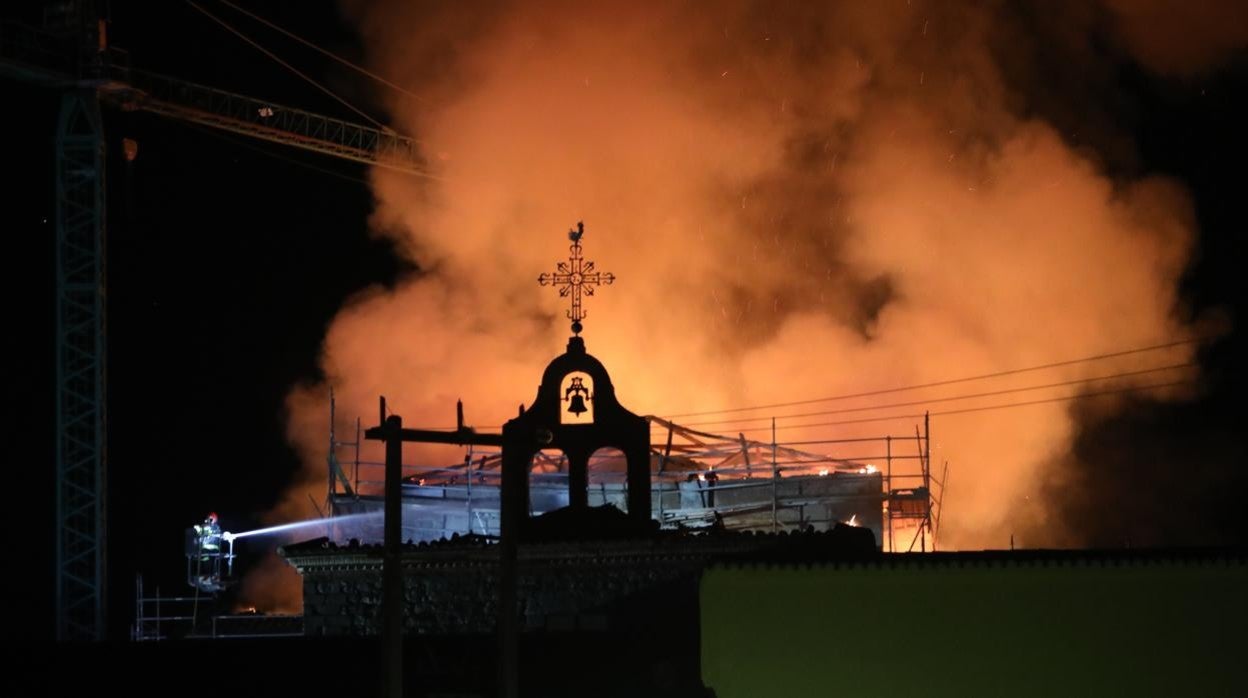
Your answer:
192,513 -> 223,590
196,512 -> 222,553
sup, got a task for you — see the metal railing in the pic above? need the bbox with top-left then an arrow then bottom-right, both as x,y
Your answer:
132,576 -> 303,641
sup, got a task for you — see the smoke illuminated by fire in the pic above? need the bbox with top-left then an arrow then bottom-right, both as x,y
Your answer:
242,0 -> 1248,608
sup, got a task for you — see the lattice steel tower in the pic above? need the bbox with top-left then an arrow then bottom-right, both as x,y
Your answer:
55,86 -> 108,641
0,0 -> 427,641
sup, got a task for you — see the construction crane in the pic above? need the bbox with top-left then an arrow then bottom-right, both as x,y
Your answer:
0,2 -> 425,642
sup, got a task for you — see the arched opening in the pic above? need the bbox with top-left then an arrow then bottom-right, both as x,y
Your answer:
587,447 -> 628,512
528,448 -> 568,515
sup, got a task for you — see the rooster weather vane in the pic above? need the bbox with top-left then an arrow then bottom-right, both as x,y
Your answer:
538,221 -> 615,336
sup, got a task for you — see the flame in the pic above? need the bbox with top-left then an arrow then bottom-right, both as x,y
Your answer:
858,464 -> 879,475
818,468 -> 830,477
265,2 -> 1209,583
846,515 -> 859,527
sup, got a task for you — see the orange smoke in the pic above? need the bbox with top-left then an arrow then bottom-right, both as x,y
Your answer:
237,551 -> 303,615
251,0 -> 1232,589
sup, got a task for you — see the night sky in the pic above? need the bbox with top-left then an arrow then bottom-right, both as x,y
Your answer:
7,1 -> 1247,645
11,1 -> 408,641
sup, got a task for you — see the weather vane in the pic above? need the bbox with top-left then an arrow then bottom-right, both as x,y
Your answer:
538,221 -> 615,336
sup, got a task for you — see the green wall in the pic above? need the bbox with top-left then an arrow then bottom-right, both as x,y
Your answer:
701,555 -> 1248,697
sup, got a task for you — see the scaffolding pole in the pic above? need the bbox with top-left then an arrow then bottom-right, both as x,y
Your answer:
771,418 -> 778,532
886,435 -> 893,553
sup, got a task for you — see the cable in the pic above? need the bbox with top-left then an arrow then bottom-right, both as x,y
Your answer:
382,357 -> 1198,442
722,379 -> 1194,433
658,338 -> 1197,419
216,0 -> 428,104
932,380 -> 1191,418
678,362 -> 1194,428
185,0 -> 385,128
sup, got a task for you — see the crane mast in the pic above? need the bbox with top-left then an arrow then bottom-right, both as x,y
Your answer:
1,6 -> 422,641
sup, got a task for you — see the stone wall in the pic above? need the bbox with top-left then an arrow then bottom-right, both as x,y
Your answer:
284,527 -> 873,638
292,538 -> 711,637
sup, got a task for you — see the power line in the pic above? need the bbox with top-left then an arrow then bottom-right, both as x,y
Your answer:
721,379 -> 1194,433
406,356 -> 1201,436
411,378 -> 1194,454
185,0 -> 385,128
932,380 -> 1190,418
678,362 -> 1195,429
360,353 -> 1200,440
659,338 -> 1197,419
216,0 -> 428,105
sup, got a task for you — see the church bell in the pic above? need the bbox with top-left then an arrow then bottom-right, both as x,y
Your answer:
567,393 -> 589,417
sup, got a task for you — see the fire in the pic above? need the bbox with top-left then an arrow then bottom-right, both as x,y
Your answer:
846,515 -> 859,527
263,1 -> 1206,611
858,464 -> 878,475
818,468 -> 830,477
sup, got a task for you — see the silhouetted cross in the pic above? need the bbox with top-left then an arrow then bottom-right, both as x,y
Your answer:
538,221 -> 615,335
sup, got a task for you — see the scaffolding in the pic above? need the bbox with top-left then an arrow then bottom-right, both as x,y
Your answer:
323,396 -> 947,552
131,575 -> 302,641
